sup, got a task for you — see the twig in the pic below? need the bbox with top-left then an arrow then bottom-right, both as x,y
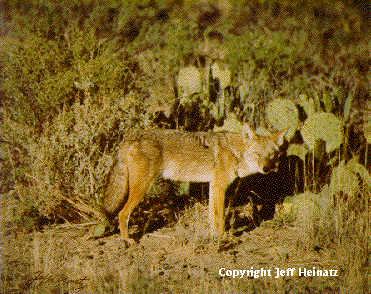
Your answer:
146,233 -> 176,239
47,222 -> 98,229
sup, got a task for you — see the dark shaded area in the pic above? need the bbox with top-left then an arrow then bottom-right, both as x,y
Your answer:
360,144 -> 371,170
122,181 -> 192,242
153,99 -> 216,131
225,155 -> 304,236
2,199 -> 81,236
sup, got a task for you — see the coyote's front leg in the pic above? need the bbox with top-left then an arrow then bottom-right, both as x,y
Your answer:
208,179 -> 230,235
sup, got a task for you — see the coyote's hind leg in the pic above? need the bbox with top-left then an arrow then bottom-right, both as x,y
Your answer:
118,142 -> 160,242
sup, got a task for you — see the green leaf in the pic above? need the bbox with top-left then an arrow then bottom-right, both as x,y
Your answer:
343,92 -> 353,121
92,222 -> 108,238
336,86 -> 348,106
298,94 -> 315,118
314,138 -> 326,161
323,92 -> 333,113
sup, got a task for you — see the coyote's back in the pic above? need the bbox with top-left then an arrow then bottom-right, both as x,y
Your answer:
103,125 -> 287,242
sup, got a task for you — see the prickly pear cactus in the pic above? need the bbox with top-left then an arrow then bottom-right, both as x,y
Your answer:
278,186 -> 333,227
298,94 -> 315,117
255,126 -> 271,136
301,112 -> 343,153
211,62 -> 231,89
287,144 -> 307,161
214,114 -> 242,133
266,98 -> 298,139
177,66 -> 202,97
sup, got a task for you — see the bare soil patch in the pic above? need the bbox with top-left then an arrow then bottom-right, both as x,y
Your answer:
1,203 -> 346,293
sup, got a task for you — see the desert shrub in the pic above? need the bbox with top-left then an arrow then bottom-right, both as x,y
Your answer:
127,14 -> 203,122
1,0 -> 371,227
1,10 -> 149,220
225,29 -> 311,126
1,34 -> 73,130
277,162 -> 371,291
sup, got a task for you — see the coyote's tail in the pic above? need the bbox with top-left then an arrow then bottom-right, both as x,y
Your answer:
102,158 -> 129,219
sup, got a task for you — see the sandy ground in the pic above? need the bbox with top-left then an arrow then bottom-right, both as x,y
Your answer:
1,201 -> 347,294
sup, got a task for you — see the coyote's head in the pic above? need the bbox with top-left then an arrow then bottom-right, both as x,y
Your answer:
238,124 -> 287,177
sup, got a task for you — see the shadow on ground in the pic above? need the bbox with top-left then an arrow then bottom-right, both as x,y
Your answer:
112,155 -> 304,241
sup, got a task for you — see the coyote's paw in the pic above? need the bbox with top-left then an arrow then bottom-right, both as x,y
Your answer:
122,237 -> 136,247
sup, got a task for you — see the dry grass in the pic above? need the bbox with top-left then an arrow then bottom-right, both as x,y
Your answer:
1,1 -> 370,293
2,193 -> 369,293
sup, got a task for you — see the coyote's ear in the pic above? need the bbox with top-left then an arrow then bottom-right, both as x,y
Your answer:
271,128 -> 289,146
242,123 -> 256,138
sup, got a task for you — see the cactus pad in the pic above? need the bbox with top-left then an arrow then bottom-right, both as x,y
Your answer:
301,112 -> 343,153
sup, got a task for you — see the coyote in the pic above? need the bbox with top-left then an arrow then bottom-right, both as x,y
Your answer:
103,124 -> 287,241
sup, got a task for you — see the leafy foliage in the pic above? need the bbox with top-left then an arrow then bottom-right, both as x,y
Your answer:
1,0 -> 370,225
1,6 -> 148,219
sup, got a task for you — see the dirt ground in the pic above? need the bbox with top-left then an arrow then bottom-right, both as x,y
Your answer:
1,200 -> 351,294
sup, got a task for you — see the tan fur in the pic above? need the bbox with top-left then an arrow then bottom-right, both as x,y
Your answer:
103,124 -> 286,241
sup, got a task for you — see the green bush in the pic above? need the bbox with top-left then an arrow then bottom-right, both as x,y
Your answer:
1,15 -> 149,219
1,0 -> 370,225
